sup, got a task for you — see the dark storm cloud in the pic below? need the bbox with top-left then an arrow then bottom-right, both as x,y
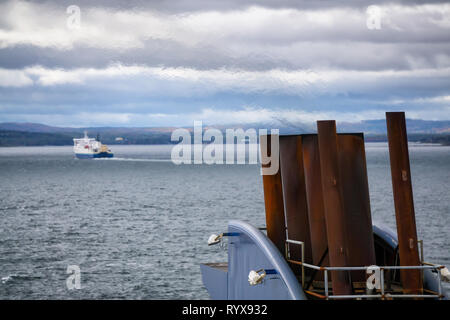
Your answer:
26,0 -> 450,12
1,41 -> 449,71
1,1 -> 449,71
0,0 -> 449,125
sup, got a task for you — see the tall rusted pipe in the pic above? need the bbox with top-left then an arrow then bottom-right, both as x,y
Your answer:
337,134 -> 376,282
386,112 -> 423,294
260,134 -> 286,254
317,121 -> 353,295
279,135 -> 313,269
302,135 -> 329,273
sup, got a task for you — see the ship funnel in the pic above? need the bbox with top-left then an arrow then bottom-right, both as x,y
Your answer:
261,122 -> 376,296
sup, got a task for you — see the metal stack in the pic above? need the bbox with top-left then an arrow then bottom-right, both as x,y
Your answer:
261,112 -> 423,296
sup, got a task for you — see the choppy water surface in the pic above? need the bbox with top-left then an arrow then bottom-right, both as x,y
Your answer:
0,143 -> 449,299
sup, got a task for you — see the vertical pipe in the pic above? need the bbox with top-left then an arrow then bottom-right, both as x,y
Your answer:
317,121 -> 353,295
302,135 -> 329,271
386,112 -> 423,294
260,134 -> 286,254
279,135 -> 313,268
337,134 -> 376,281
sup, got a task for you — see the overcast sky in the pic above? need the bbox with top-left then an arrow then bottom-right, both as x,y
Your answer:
0,0 -> 449,127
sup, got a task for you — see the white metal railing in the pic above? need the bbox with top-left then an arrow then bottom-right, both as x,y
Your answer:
285,238 -> 446,300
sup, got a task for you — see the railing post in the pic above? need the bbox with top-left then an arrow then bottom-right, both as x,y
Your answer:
285,239 -> 306,288
301,242 -> 305,288
285,242 -> 289,260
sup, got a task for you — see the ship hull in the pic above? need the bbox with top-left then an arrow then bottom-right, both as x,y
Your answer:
75,152 -> 114,159
201,220 -> 448,300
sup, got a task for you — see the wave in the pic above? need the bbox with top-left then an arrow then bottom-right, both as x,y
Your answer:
93,157 -> 172,162
1,275 -> 16,284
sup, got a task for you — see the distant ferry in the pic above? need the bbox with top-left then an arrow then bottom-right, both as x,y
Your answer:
73,131 -> 113,159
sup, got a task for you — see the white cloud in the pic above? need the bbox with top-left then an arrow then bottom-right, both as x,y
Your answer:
412,95 -> 450,104
0,68 -> 33,87
3,64 -> 447,98
24,65 -> 146,86
1,1 -> 449,51
191,107 -> 387,124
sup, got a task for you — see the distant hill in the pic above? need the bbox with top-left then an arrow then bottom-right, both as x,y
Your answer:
204,118 -> 450,135
0,119 -> 449,146
0,122 -> 177,134
0,122 -> 76,133
0,130 -> 74,146
337,119 -> 450,135
0,123 -> 178,146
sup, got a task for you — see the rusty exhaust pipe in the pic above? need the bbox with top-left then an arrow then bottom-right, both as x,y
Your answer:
317,121 -> 353,295
386,112 -> 423,295
260,134 -> 286,254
